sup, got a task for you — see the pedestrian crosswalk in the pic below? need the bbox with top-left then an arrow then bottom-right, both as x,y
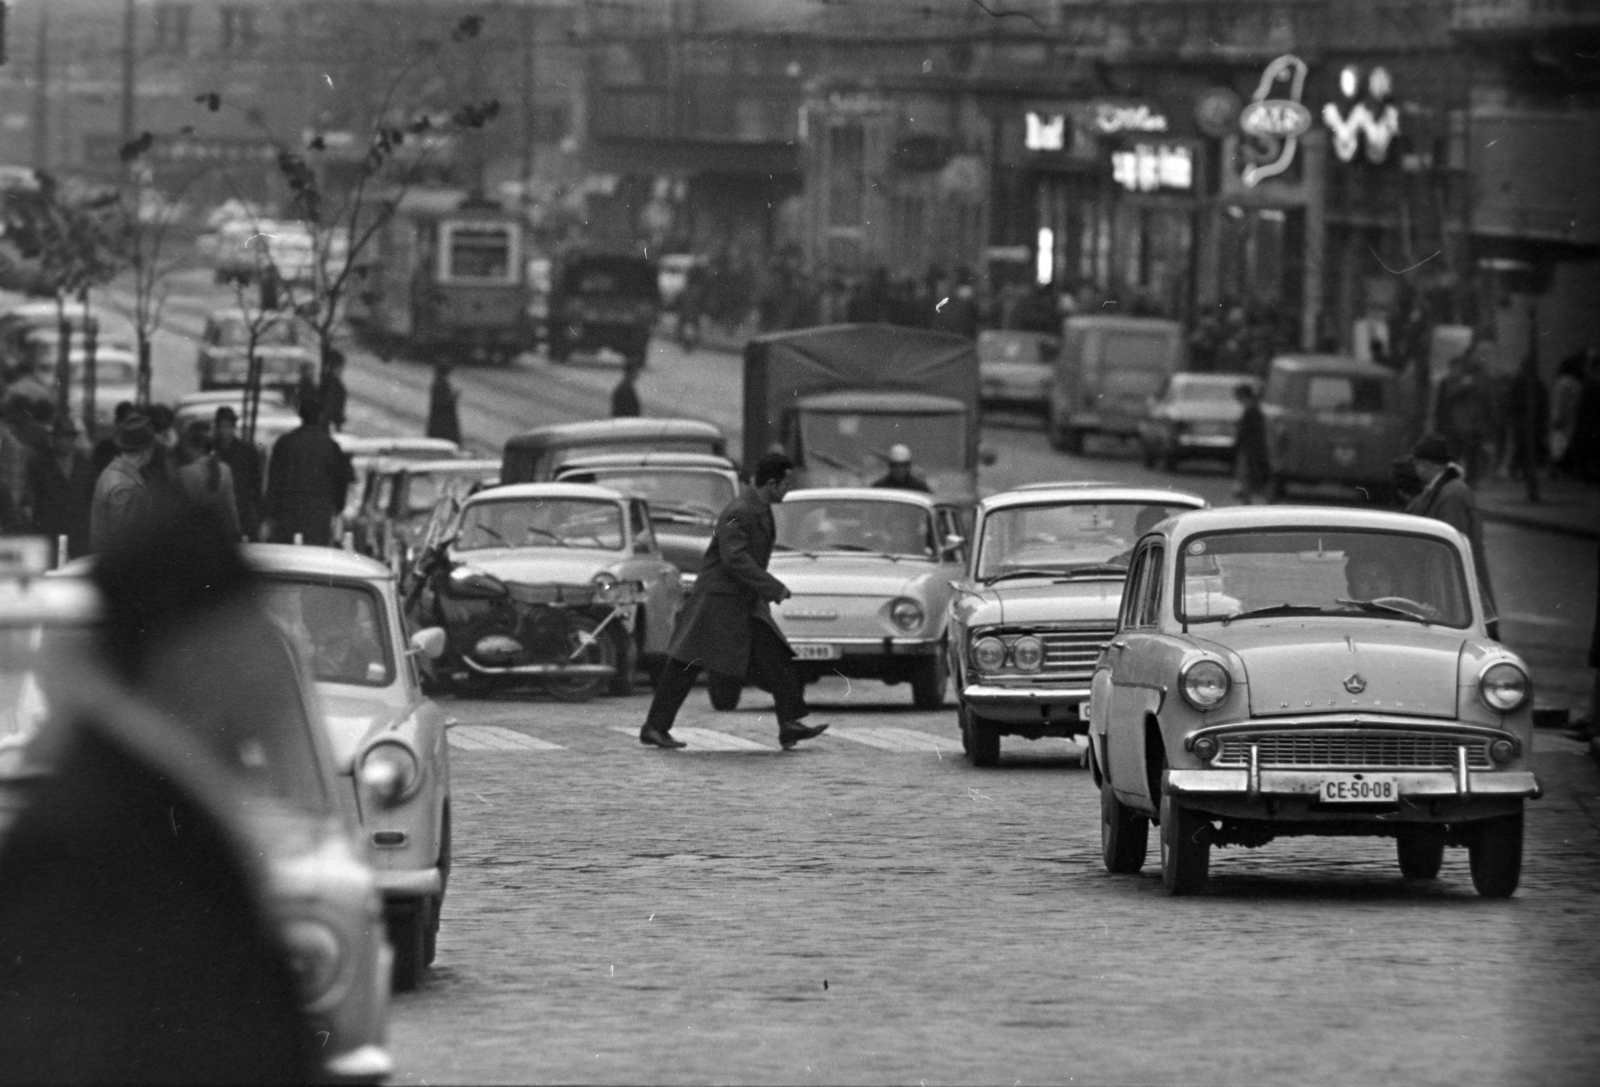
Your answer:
444,721 -> 970,754
448,725 -> 565,751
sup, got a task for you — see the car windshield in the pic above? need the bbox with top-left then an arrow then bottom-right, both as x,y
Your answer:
799,411 -> 965,475
564,469 -> 735,524
977,502 -> 1188,581
253,578 -> 395,686
1179,529 -> 1473,628
457,496 -> 624,551
408,468 -> 496,515
1171,378 -> 1242,403
774,498 -> 937,559
978,332 -> 1055,363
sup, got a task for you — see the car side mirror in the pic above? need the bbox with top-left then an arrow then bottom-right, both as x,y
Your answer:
979,446 -> 998,467
409,626 -> 447,661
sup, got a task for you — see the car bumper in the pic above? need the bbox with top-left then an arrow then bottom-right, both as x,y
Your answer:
1165,768 -> 1542,821
961,682 -> 1089,724
324,1044 -> 394,1085
1173,433 -> 1235,451
374,865 -> 443,903
785,636 -> 942,660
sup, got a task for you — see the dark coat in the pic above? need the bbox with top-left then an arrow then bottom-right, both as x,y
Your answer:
320,372 -> 348,431
28,448 -> 95,559
427,374 -> 462,443
666,488 -> 790,676
1406,464 -> 1495,611
610,376 -> 641,419
1233,401 -> 1271,488
214,434 -> 264,539
265,423 -> 351,546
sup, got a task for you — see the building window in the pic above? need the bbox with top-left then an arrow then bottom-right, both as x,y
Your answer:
152,3 -> 191,56
220,6 -> 259,54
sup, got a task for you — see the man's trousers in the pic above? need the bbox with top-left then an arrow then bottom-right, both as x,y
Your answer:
643,618 -> 808,733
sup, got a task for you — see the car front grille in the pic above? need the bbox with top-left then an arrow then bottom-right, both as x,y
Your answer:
1038,627 -> 1115,680
1215,731 -> 1492,770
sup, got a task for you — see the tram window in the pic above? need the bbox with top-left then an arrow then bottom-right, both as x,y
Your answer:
444,226 -> 514,282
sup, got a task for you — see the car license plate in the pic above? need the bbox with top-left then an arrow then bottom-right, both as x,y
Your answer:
793,644 -> 840,661
1320,774 -> 1398,802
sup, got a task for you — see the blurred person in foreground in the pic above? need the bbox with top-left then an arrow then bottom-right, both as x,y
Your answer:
265,395 -> 352,546
91,400 -> 137,473
1232,382 -> 1272,504
88,413 -> 157,553
0,494 -> 315,1082
1406,432 -> 1494,611
212,406 -> 263,540
27,419 -> 95,563
176,420 -> 242,540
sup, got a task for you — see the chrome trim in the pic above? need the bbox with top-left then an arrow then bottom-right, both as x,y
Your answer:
788,636 -> 941,648
1165,768 -> 1541,800
1189,717 -> 1517,742
324,1044 -> 395,1082
1248,743 -> 1260,797
1475,658 -> 1531,713
373,866 -> 444,900
461,659 -> 616,676
962,683 -> 1090,704
1458,744 -> 1470,796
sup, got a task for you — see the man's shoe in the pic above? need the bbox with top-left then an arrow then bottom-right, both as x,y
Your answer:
640,727 -> 687,749
778,722 -> 828,750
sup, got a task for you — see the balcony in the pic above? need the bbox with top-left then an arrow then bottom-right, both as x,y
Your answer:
1452,0 -> 1600,36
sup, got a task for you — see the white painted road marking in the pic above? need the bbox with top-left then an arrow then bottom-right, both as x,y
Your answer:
614,726 -> 773,751
830,726 -> 953,753
449,725 -> 563,751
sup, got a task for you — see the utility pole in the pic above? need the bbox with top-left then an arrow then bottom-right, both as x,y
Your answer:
119,0 -> 137,145
30,1 -> 49,169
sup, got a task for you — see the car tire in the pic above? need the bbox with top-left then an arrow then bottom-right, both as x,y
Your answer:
1101,783 -> 1149,874
969,716 -> 1000,767
389,898 -> 431,993
1468,811 -> 1523,898
1159,789 -> 1210,895
423,895 -> 442,967
1396,828 -> 1446,880
909,651 -> 947,709
958,704 -> 974,755
708,673 -> 743,711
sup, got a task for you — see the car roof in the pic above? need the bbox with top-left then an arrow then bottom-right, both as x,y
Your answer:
1268,354 -> 1397,377
243,543 -> 396,581
981,485 -> 1208,513
798,390 -> 966,414
1159,505 -> 1467,546
1173,371 -> 1257,385
335,435 -> 461,455
464,481 -> 628,504
505,417 -> 722,451
371,457 -> 500,475
782,487 -> 939,508
554,451 -> 737,471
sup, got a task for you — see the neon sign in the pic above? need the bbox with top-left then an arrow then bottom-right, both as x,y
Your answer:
1111,143 -> 1193,193
1025,111 -> 1067,152
1093,102 -> 1168,135
1239,54 -> 1309,188
1322,65 -> 1400,165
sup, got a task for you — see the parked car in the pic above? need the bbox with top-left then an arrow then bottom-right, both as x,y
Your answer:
352,457 -> 501,569
8,544 -> 393,1081
406,482 -> 684,700
174,390 -> 303,464
52,347 -> 140,430
1137,372 -> 1260,471
545,252 -> 662,367
196,310 -> 317,391
948,484 -> 1207,766
1088,505 -> 1540,897
1260,354 -> 1414,500
1047,315 -> 1186,455
553,451 -> 740,590
334,435 -> 464,534
978,329 -> 1059,414
500,418 -> 727,484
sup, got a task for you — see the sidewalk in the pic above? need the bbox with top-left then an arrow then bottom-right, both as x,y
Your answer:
1476,477 -> 1600,541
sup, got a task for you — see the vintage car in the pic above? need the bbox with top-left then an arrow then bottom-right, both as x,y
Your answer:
196,309 -> 317,391
1136,372 -> 1260,471
759,487 -> 967,709
1048,315 -> 1186,455
500,418 -> 728,484
544,251 -> 662,367
1260,354 -> 1415,500
174,389 -> 303,463
1087,506 -> 1539,897
247,543 -> 453,991
335,435 -> 464,535
978,329 -> 1059,414
51,346 -> 140,430
948,484 -> 1207,766
406,482 -> 684,700
7,542 -> 393,1081
352,457 -> 500,569
552,450 -> 740,590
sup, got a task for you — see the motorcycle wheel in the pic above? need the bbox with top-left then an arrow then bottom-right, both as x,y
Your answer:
544,613 -> 619,703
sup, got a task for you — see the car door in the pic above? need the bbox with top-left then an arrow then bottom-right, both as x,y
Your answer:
1106,539 -> 1166,812
622,499 -> 681,652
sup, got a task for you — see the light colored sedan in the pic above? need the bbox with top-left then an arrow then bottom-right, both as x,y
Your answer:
247,544 -> 452,992
1136,372 -> 1258,471
1089,506 -> 1541,897
948,484 -> 1207,766
978,329 -> 1059,414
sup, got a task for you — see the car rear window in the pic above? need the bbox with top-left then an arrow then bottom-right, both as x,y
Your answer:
1306,375 -> 1386,413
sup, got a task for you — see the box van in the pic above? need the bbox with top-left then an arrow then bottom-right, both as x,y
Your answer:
1046,316 -> 1185,455
1259,354 -> 1413,498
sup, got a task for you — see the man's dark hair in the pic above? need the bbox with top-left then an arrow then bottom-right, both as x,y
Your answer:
113,400 -> 136,424
753,451 -> 794,487
298,396 -> 322,425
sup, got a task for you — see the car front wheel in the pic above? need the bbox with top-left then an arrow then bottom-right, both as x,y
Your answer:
967,714 -> 1000,767
1159,789 -> 1210,895
909,651 -> 947,709
1468,811 -> 1523,898
389,898 -> 432,992
1101,783 -> 1149,874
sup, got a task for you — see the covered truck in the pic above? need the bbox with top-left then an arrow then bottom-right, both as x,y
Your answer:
742,324 -> 982,505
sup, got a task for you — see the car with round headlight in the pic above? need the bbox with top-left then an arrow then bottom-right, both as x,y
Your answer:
1087,505 -> 1540,897
246,543 -> 452,993
405,482 -> 683,701
949,485 -> 1207,766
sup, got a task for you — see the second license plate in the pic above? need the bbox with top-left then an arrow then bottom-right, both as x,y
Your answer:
793,644 -> 841,661
1319,774 -> 1399,802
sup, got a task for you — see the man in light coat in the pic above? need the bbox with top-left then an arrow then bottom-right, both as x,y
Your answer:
88,414 -> 157,552
639,452 -> 828,750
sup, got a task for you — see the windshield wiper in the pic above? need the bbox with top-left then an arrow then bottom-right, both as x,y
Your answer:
1054,563 -> 1128,578
1335,598 -> 1432,625
983,569 -> 1067,585
1219,603 -> 1328,626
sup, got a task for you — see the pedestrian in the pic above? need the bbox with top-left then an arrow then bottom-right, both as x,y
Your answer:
427,361 -> 463,443
320,349 -> 348,432
1232,382 -> 1272,504
872,443 -> 931,492
264,395 -> 352,546
1558,347 -> 1600,482
88,412 -> 157,552
1406,433 -> 1495,611
1505,346 -> 1548,503
639,451 -> 829,751
212,406 -> 264,540
92,400 -> 137,473
1433,350 -> 1493,486
176,420 -> 242,540
1548,352 -> 1585,475
27,419 -> 96,563
143,402 -> 179,492
610,362 -> 642,419
0,402 -> 29,531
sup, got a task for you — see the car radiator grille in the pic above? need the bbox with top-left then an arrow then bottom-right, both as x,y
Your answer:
1216,733 -> 1492,770
1038,628 -> 1115,679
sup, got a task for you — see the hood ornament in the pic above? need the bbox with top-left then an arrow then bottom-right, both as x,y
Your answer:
1343,673 -> 1367,694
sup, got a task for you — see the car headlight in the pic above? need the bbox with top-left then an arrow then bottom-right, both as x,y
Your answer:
282,918 -> 343,1004
1011,635 -> 1044,672
889,597 -> 924,633
591,571 -> 620,602
359,741 -> 421,805
972,636 -> 1007,673
1478,662 -> 1530,713
1179,659 -> 1231,711
447,566 -> 507,599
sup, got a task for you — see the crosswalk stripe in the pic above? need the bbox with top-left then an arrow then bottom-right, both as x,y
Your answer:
449,725 -> 563,751
830,726 -> 952,753
472,725 -> 564,750
610,726 -> 774,751
447,730 -> 494,751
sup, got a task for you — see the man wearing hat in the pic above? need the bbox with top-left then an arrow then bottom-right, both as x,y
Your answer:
27,420 -> 96,563
89,413 -> 157,552
1406,432 -> 1495,609
872,443 -> 931,492
212,406 -> 263,539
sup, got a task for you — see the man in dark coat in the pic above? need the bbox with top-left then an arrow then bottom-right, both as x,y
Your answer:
213,405 -> 263,539
320,349 -> 349,431
609,362 -> 641,419
27,419 -> 96,562
427,362 -> 463,443
264,395 -> 352,546
639,452 -> 829,751
1406,432 -> 1495,612
1232,382 -> 1272,503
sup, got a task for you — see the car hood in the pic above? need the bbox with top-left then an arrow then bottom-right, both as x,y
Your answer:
957,578 -> 1124,627
1191,621 -> 1464,718
318,689 -> 408,769
773,555 -> 944,596
452,547 -> 619,586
